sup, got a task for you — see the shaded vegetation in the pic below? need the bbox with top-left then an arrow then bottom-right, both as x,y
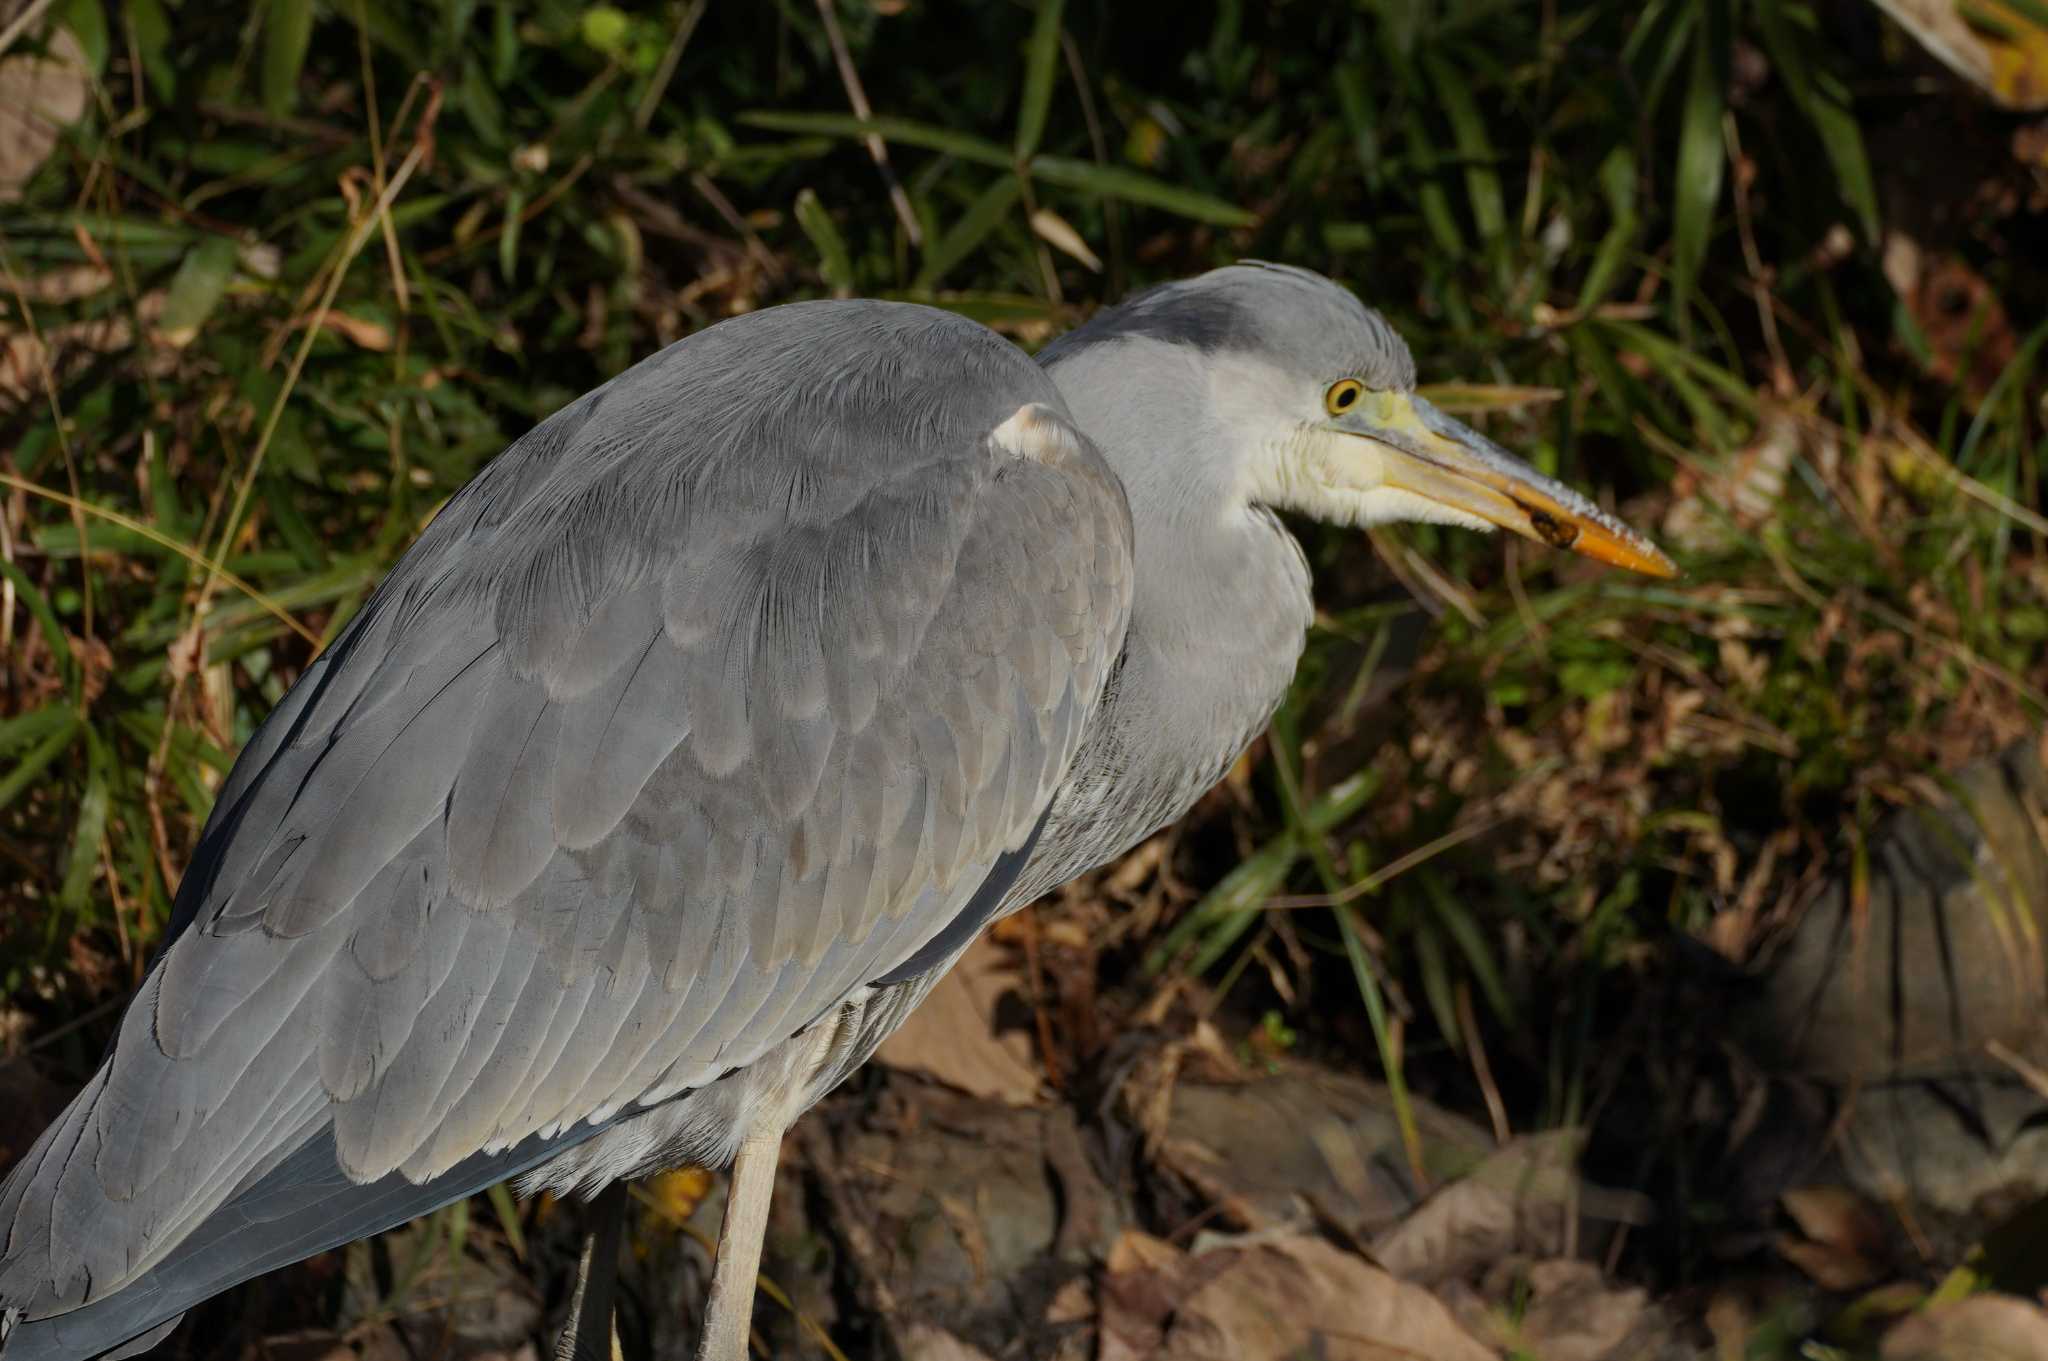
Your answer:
2,0 -> 2046,1354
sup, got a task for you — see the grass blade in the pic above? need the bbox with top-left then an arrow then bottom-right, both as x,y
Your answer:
263,0 -> 315,119
1424,50 -> 1505,273
793,188 -> 855,294
739,112 -> 1012,169
1013,0 -> 1066,160
59,729 -> 110,911
157,237 -> 239,347
913,176 -> 1023,293
1671,8 -> 1727,313
1028,156 -> 1254,227
1752,2 -> 1879,241
0,715 -> 81,814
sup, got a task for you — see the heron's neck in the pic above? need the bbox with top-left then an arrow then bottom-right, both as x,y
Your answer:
1022,349 -> 1314,892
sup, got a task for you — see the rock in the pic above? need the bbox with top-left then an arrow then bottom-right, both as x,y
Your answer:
1154,1062 -> 1494,1239
816,1081 -> 1121,1358
1734,740 -> 2048,1223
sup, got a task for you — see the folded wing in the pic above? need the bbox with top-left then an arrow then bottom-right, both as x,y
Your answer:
0,300 -> 1132,1354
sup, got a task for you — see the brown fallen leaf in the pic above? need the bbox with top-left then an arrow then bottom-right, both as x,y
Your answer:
1099,1229 -> 1496,1361
899,1322 -> 998,1361
876,935 -> 1044,1106
1882,1293 -> 2048,1360
0,24 -> 88,202
1777,1186 -> 1891,1291
1869,0 -> 2048,111
1370,1131 -> 1652,1287
1478,1260 -> 1656,1361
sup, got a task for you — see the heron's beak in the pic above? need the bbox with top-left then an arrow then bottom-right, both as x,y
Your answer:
1329,392 -> 1677,578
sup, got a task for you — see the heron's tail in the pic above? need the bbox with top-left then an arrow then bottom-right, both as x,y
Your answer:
0,1120 -> 601,1361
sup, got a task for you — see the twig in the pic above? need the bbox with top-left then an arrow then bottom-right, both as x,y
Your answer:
0,246 -> 96,660
0,0 -> 57,61
417,153 -> 593,267
690,171 -> 785,284
634,0 -> 708,130
0,471 -> 317,644
1265,817 -> 1503,911
1456,982 -> 1510,1145
812,0 -> 921,246
209,78 -> 440,635
1059,30 -> 1122,294
1722,113 -> 1792,397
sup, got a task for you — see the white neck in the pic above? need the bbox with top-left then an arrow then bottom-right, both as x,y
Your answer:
1020,339 -> 1314,892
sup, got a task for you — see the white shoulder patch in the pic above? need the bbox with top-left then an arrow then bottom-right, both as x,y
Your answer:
989,402 -> 1082,466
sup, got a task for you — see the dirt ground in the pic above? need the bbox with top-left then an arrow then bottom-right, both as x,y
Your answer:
7,737 -> 2047,1361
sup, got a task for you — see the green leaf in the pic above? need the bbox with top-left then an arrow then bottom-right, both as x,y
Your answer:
1753,2 -> 1879,242
1424,51 -> 1505,261
1421,872 -> 1514,1024
579,4 -> 630,56
157,236 -> 239,346
738,112 -> 1012,169
59,729 -> 110,911
0,559 -> 75,690
0,706 -> 76,758
0,713 -> 80,814
1414,920 -> 1462,1050
263,0 -> 315,120
914,176 -> 1023,293
486,1183 -> 527,1263
1671,10 -> 1727,312
500,186 -> 524,284
1403,114 -> 1467,260
1028,156 -> 1254,227
1013,0 -> 1066,160
793,188 -> 855,295
1332,64 -> 1381,189
52,0 -> 108,76
1576,146 -> 1639,313
124,0 -> 175,102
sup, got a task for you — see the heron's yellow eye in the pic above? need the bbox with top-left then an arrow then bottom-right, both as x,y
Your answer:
1324,379 -> 1365,416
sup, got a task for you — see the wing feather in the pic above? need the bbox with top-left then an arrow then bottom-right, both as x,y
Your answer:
0,300 -> 1132,1354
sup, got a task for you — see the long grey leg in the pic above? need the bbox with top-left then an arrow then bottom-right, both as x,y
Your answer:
555,1179 -> 628,1361
693,1129 -> 782,1361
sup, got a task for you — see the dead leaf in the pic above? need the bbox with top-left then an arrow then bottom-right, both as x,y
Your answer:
1907,257 -> 2018,405
1776,1186 -> 1891,1290
899,1322 -> 997,1361
1871,0 -> 2048,109
1370,1132 -> 1651,1287
0,24 -> 88,202
1043,1276 -> 1093,1326
876,935 -> 1044,1105
1100,1229 -> 1497,1361
1662,404 -> 1801,552
1482,1260 -> 1655,1361
313,311 -> 393,351
1882,1294 -> 2048,1360
1029,208 -> 1102,273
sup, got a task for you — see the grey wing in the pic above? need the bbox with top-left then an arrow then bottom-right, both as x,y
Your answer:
0,301 -> 1132,1336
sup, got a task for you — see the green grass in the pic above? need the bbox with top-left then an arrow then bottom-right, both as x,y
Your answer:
1,0 -> 2045,1333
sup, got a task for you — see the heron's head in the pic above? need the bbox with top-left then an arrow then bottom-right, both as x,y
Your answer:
1040,262 -> 1674,578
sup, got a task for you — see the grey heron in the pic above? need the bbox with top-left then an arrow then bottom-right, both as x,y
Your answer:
0,263 -> 1672,1361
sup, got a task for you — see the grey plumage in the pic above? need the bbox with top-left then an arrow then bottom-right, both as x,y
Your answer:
0,264 -> 1672,1361
0,300 -> 1130,1358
